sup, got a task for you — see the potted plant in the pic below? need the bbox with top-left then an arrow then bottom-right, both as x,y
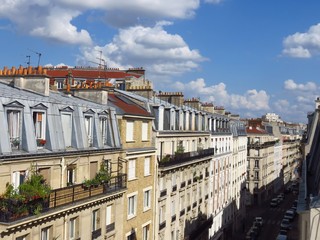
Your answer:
36,138 -> 46,147
82,179 -> 92,189
11,138 -> 20,147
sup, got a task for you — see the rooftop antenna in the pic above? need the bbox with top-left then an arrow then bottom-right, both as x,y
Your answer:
96,50 -> 107,69
28,49 -> 42,67
26,55 -> 31,67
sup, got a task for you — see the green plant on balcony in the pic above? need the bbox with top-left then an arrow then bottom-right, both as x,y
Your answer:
82,164 -> 111,189
160,154 -> 171,163
0,165 -> 51,219
175,142 -> 185,155
11,138 -> 20,147
36,138 -> 46,147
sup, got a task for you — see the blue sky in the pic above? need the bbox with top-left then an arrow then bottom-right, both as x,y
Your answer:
1,0 -> 320,123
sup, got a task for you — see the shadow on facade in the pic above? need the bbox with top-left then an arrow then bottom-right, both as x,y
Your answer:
184,212 -> 213,240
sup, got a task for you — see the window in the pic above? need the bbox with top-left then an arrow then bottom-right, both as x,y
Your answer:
128,159 -> 136,180
171,173 -> 176,187
255,160 -> 259,168
41,226 -> 51,240
92,209 -> 100,231
61,113 -> 72,147
84,115 -> 93,146
127,231 -> 136,240
106,205 -> 112,227
159,205 -> 165,223
104,159 -> 112,175
7,110 -> 21,148
144,189 -> 151,210
12,170 -> 27,190
143,224 -> 150,240
128,194 -> 137,218
144,157 -> 150,176
99,117 -> 108,144
69,217 -> 78,240
142,122 -> 148,141
180,195 -> 185,211
67,165 -> 76,186
33,111 -> 46,141
171,200 -> 175,216
126,121 -> 134,141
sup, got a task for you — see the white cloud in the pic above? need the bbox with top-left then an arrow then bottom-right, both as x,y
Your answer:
0,1 -> 92,45
284,79 -> 317,91
78,22 -> 205,77
171,78 -> 270,112
0,0 -> 201,43
282,23 -> 320,58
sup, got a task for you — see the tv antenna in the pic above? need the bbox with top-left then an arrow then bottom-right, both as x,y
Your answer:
28,49 -> 42,67
26,55 -> 31,67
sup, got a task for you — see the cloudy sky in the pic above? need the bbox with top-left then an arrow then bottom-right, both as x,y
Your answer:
1,0 -> 319,123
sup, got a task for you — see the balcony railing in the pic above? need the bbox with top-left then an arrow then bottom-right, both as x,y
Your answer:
180,209 -> 185,216
158,148 -> 214,167
106,223 -> 115,233
160,189 -> 167,198
172,185 -> 177,192
159,221 -> 166,231
0,174 -> 127,223
92,228 -> 101,240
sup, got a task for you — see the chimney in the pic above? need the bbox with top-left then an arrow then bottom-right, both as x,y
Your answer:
157,92 -> 184,106
72,89 -> 108,105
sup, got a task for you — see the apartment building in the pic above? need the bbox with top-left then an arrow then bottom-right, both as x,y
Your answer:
0,67 -> 127,240
107,91 -> 156,240
297,97 -> 320,240
246,119 -> 276,205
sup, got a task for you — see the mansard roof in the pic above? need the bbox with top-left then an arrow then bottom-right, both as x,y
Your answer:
108,92 -> 153,118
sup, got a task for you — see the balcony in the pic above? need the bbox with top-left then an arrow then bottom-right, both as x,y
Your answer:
172,185 -> 177,192
180,209 -> 185,216
106,222 -> 115,232
92,228 -> 101,240
160,189 -> 167,198
0,174 -> 127,223
158,148 -> 214,168
159,221 -> 166,231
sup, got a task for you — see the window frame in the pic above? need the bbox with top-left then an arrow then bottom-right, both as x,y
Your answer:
126,120 -> 134,142
128,159 -> 136,180
143,188 -> 152,211
127,193 -> 137,219
60,108 -> 73,148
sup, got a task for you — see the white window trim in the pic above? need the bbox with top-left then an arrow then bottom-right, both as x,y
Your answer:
143,186 -> 152,212
144,157 -> 151,176
126,121 -> 134,142
142,122 -> 149,141
84,114 -> 94,147
127,191 -> 138,220
128,159 -> 136,181
61,112 -> 73,148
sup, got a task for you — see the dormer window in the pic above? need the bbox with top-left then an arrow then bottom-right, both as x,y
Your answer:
84,109 -> 95,148
60,107 -> 74,148
84,116 -> 93,147
7,110 -> 21,149
5,101 -> 24,150
99,116 -> 108,145
32,103 -> 48,148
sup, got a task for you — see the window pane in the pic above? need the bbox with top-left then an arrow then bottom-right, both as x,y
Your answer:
61,113 -> 72,147
142,122 -> 148,141
126,121 -> 134,141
